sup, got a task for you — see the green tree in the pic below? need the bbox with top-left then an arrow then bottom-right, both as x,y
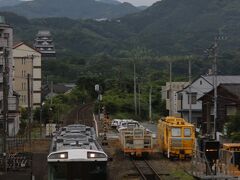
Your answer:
226,114 -> 240,141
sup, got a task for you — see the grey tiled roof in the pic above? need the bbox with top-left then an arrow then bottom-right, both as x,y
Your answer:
202,75 -> 240,85
221,84 -> 240,99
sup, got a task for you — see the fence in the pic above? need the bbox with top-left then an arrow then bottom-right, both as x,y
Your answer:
190,150 -> 239,179
0,152 -> 32,172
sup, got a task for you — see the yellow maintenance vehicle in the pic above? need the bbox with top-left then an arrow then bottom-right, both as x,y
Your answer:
157,116 -> 195,160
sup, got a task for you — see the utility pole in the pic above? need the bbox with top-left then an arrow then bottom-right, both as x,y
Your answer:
95,84 -> 101,121
213,39 -> 218,139
188,58 -> 192,123
149,85 -> 152,122
169,61 -> 173,116
206,102 -> 211,135
138,81 -> 141,116
133,63 -> 137,116
27,74 -> 31,145
40,104 -> 43,137
50,81 -> 53,105
30,56 -> 34,124
3,47 -> 9,172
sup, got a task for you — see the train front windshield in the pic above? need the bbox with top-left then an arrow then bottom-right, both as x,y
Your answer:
171,128 -> 181,137
48,162 -> 107,180
171,127 -> 192,137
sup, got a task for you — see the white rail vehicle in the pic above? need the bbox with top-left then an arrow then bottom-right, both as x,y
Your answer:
119,127 -> 153,157
48,124 -> 108,180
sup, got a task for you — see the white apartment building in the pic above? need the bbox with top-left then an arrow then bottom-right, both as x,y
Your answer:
13,42 -> 42,109
0,16 -> 20,138
161,82 -> 189,117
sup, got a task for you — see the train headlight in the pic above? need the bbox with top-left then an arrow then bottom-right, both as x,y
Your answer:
87,152 -> 106,159
60,153 -> 67,159
49,152 -> 68,159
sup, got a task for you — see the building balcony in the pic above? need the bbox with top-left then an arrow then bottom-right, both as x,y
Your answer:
0,38 -> 8,47
8,96 -> 18,111
0,73 -> 3,83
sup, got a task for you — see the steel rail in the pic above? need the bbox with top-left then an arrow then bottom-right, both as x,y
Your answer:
132,160 -> 162,180
144,160 -> 162,179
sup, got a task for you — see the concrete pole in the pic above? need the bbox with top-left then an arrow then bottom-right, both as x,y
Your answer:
40,106 -> 42,137
169,61 -> 173,116
50,81 -> 53,105
213,39 -> 218,139
27,74 -> 31,144
149,85 -> 152,122
188,59 -> 192,123
134,63 -> 137,116
3,48 -> 9,172
138,82 -> 141,116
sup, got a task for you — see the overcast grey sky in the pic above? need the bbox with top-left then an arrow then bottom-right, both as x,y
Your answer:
119,0 -> 160,6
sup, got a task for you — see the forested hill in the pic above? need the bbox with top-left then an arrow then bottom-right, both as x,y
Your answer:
120,0 -> 240,54
0,0 -> 140,19
2,0 -> 240,56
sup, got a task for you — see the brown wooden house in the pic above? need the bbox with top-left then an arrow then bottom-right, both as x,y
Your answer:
199,84 -> 240,135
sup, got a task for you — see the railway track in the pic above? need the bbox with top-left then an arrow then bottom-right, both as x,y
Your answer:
62,103 -> 94,126
133,160 -> 162,180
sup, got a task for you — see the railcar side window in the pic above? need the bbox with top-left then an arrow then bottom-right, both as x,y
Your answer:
171,128 -> 181,137
184,128 -> 191,137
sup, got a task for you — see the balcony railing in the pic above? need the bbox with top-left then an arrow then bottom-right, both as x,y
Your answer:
0,38 -> 7,47
0,73 -> 3,83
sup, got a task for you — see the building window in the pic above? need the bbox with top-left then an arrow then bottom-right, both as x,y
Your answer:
22,82 -> 27,90
22,70 -> 27,77
3,33 -> 9,39
20,95 -> 23,103
200,80 -> 202,85
21,58 -> 26,65
167,90 -> 170,99
0,83 -> 2,91
188,93 -> 197,104
226,106 -> 237,116
23,95 -> 26,103
178,93 -> 182,100
210,106 -> 214,115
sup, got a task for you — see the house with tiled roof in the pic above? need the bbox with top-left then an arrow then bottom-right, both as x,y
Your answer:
199,84 -> 240,135
177,75 -> 240,127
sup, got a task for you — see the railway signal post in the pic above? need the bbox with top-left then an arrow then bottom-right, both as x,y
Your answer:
102,110 -> 109,146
